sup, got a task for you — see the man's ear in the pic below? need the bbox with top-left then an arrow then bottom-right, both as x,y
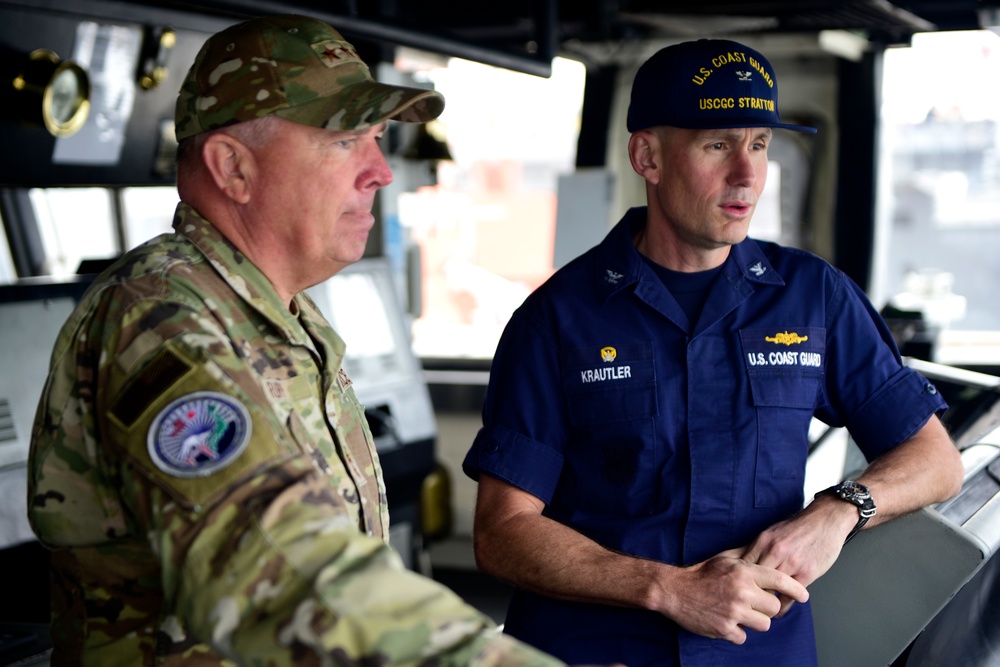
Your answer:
627,130 -> 662,185
201,133 -> 254,204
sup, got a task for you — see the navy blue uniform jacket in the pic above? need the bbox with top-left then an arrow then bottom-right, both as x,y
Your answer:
464,207 -> 947,666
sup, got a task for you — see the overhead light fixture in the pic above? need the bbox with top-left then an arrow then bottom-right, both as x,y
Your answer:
819,30 -> 870,62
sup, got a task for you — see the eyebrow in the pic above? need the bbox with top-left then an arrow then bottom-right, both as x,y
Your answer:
696,128 -> 772,142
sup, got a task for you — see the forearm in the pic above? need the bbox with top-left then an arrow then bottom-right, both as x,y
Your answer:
742,414 -> 964,593
474,475 -> 811,645
474,502 -> 667,613
855,414 -> 963,529
158,468 -> 559,666
192,527 -> 557,665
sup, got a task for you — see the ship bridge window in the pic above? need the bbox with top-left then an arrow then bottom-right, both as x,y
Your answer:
397,56 -> 586,361
0,210 -> 15,285
29,187 -> 115,277
2,186 -> 178,283
121,186 -> 179,248
876,29 -> 1000,369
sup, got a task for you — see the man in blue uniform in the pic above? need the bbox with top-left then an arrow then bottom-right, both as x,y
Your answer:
462,38 -> 964,666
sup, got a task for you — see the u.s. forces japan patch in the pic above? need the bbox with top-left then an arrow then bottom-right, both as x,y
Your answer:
147,391 -> 252,478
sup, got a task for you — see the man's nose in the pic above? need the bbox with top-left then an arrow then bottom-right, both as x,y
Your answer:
728,150 -> 758,187
361,143 -> 394,190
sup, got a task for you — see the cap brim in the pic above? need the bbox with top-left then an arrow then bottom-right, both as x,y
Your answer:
668,119 -> 818,134
275,81 -> 445,131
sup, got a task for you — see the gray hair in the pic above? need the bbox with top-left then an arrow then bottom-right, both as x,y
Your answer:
176,115 -> 283,174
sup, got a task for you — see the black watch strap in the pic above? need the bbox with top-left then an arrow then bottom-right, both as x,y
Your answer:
815,480 -> 877,544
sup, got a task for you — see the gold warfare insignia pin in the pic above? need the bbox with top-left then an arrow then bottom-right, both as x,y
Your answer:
601,346 -> 617,362
765,331 -> 809,346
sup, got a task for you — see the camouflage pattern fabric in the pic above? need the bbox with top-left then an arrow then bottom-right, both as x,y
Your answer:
27,203 -> 563,666
175,14 -> 445,141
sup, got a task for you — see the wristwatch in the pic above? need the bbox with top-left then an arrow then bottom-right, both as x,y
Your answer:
815,480 -> 877,544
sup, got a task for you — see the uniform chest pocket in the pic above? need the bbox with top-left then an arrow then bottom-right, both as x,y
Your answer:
560,343 -> 659,516
741,328 -> 827,509
747,367 -> 826,408
561,342 -> 658,426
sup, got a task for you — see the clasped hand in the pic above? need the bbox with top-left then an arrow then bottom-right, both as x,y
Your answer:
666,549 -> 808,645
668,504 -> 848,644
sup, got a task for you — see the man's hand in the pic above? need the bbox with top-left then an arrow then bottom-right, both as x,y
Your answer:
739,416 -> 964,618
737,496 -> 857,616
657,549 -> 809,645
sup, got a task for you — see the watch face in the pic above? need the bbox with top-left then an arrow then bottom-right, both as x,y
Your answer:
839,480 -> 870,500
843,482 -> 868,497
836,480 -> 877,519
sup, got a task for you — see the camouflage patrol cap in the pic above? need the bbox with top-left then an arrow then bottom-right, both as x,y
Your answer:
175,14 -> 445,141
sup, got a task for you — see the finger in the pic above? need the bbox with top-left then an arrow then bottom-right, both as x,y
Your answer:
739,607 -> 774,634
748,589 -> 782,618
718,545 -> 747,559
722,624 -> 749,646
774,593 -> 797,618
756,568 -> 809,604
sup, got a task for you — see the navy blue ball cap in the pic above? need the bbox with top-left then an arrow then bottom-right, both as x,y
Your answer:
626,39 -> 817,134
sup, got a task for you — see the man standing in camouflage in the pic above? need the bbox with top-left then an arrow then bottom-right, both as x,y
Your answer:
27,14 -> 569,666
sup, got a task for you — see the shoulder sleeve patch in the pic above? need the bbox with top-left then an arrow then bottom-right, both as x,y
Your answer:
105,342 -> 303,512
147,391 -> 252,478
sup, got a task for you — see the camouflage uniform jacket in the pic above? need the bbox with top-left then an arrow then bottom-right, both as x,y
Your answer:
28,203 -> 562,667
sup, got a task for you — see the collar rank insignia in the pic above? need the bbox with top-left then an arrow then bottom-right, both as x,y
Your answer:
736,70 -> 752,81
748,261 -> 767,277
148,391 -> 252,478
605,269 -> 624,285
338,368 -> 353,391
